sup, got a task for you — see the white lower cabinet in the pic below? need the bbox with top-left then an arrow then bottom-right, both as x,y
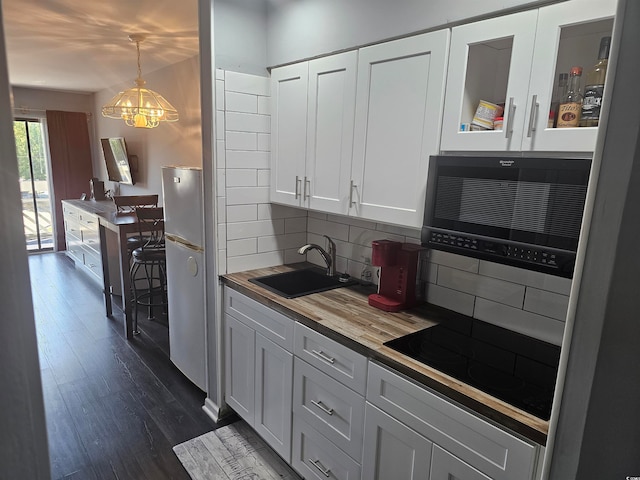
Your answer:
430,444 -> 491,480
223,288 -> 294,462
365,362 -> 540,480
361,402 -> 433,480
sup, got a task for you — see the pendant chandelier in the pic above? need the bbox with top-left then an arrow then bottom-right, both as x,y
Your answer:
101,34 -> 179,129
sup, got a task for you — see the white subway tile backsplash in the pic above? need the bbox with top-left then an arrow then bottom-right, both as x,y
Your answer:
216,140 -> 226,169
227,238 -> 258,257
227,204 -> 258,223
474,298 -> 565,346
216,80 -> 225,111
425,262 -> 438,284
437,266 -> 525,308
226,169 -> 257,187
257,170 -> 270,187
225,71 -> 270,96
308,217 -> 349,242
348,225 -> 403,247
257,133 -> 271,151
308,211 -> 328,220
376,222 -> 421,239
227,251 -> 284,273
284,248 -> 304,264
327,214 -> 376,230
285,217 -> 307,234
478,260 -> 572,295
218,249 -> 227,274
258,96 -> 271,115
524,288 -> 569,321
226,151 -> 270,169
257,203 -> 306,220
428,250 -> 479,273
225,112 -> 270,133
226,131 -> 258,151
225,91 -> 258,113
258,232 -> 307,253
215,69 -> 225,80
217,223 -> 227,245
227,219 -> 285,240
216,168 -> 226,194
226,186 -> 270,205
216,111 -> 225,138
427,283 -> 475,317
217,197 -> 227,224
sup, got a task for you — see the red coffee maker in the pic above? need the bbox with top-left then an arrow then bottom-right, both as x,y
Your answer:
368,240 -> 425,312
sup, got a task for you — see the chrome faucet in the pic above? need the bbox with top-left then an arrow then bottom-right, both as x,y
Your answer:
298,235 -> 336,276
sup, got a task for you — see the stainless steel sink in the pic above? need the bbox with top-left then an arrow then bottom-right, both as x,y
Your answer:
248,267 -> 357,298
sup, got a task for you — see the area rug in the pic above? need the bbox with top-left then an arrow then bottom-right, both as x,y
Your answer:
173,421 -> 301,480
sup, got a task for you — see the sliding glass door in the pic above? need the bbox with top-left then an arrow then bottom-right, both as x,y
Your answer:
14,118 -> 53,251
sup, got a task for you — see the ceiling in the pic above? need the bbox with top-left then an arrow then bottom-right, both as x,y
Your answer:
2,0 -> 200,93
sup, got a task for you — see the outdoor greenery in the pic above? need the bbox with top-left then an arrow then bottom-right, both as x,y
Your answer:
14,120 -> 47,181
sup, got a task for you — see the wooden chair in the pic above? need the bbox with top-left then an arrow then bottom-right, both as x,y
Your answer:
129,207 -> 167,333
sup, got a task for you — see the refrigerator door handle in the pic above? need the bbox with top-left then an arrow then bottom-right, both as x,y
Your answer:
165,234 -> 204,253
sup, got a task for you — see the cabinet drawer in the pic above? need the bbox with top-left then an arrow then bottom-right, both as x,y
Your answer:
294,322 -> 368,394
366,362 -> 538,480
81,226 -> 100,252
224,287 -> 294,350
79,211 -> 98,229
64,218 -> 81,241
292,416 -> 361,480
62,203 -> 79,219
293,357 -> 364,460
82,248 -> 102,280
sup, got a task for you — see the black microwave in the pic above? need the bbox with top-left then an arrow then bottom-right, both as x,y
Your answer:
421,155 -> 592,278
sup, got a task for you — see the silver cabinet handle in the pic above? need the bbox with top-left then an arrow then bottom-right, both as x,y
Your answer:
349,180 -> 357,206
311,399 -> 334,416
294,175 -> 301,199
304,176 -> 310,201
308,459 -> 331,477
527,94 -> 538,138
311,349 -> 335,364
505,97 -> 516,139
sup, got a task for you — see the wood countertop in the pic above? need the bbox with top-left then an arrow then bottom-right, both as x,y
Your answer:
222,264 -> 550,446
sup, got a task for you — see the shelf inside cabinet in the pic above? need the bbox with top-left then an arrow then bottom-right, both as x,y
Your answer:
461,37 -> 513,132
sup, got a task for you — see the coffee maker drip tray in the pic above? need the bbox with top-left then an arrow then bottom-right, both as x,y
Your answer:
383,314 -> 561,420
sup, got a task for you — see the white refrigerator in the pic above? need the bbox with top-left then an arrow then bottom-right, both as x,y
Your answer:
162,166 -> 206,391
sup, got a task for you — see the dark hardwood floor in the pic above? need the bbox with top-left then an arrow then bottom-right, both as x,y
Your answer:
29,252 -> 229,480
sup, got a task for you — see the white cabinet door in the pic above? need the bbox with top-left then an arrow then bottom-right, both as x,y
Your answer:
522,0 -> 617,152
255,332 -> 293,462
430,445 -> 492,480
441,10 -> 538,152
306,51 -> 358,215
351,30 -> 450,228
270,62 -> 309,206
224,313 -> 256,424
361,403 -> 433,480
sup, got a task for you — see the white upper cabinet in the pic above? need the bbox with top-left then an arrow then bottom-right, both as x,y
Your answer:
351,30 -> 450,228
270,62 -> 308,206
441,0 -> 615,152
306,52 -> 358,214
440,10 -> 538,152
270,52 -> 357,212
522,0 -> 616,151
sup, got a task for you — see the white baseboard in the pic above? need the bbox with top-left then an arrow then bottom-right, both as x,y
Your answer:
202,397 -> 220,423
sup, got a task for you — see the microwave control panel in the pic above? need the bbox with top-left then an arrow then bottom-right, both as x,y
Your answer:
425,229 -> 575,278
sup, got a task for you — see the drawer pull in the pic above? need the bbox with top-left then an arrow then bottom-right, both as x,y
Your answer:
311,399 -> 334,416
311,349 -> 335,364
308,458 -> 331,477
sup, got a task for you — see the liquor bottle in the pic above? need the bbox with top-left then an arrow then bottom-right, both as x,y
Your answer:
580,36 -> 611,127
550,73 -> 568,128
557,66 -> 583,128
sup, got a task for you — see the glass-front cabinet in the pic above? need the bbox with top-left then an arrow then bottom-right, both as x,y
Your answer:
441,0 -> 616,152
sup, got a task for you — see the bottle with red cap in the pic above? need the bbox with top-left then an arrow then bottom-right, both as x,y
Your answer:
557,66 -> 583,128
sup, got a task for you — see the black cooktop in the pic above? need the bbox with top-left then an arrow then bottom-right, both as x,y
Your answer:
384,315 -> 561,420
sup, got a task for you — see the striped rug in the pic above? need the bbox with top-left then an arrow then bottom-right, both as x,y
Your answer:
173,421 -> 301,480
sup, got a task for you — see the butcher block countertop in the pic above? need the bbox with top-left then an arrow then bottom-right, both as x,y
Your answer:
221,264 -> 550,445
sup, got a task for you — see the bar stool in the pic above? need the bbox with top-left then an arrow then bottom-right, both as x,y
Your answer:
113,195 -> 160,257
129,207 -> 167,334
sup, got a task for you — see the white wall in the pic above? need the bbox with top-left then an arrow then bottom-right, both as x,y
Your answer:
214,0 -> 269,76
93,56 -> 202,204
12,87 -> 94,114
266,0 -> 552,66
